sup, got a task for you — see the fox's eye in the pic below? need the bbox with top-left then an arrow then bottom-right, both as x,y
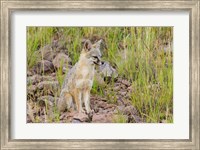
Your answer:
92,56 -> 98,59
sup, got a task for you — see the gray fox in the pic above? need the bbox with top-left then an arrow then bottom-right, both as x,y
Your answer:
57,39 -> 102,113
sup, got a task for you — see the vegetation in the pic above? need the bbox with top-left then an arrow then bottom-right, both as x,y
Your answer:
27,27 -> 173,123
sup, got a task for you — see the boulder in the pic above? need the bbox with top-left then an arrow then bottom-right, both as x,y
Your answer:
32,60 -> 54,74
99,61 -> 118,79
53,53 -> 71,70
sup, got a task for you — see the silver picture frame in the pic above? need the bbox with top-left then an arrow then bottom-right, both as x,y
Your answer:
1,0 -> 199,149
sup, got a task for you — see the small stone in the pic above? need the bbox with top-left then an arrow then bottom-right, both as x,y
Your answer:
73,113 -> 89,122
121,79 -> 131,87
37,95 -> 56,107
27,74 -> 42,85
123,106 -> 137,115
116,105 -> 125,112
51,73 -> 56,77
105,104 -> 116,109
98,108 -> 104,113
114,86 -> 120,91
27,71 -> 33,76
37,81 -> 59,91
161,120 -> 168,123
27,85 -> 37,93
132,115 -> 143,123
97,101 -> 107,108
60,113 -> 67,120
127,86 -> 133,91
41,75 -> 56,81
72,119 -> 82,123
120,91 -> 127,96
120,84 -> 126,89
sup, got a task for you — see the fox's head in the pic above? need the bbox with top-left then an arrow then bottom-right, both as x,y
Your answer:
82,39 -> 102,65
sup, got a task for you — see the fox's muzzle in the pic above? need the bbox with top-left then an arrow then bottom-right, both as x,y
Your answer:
94,59 -> 101,65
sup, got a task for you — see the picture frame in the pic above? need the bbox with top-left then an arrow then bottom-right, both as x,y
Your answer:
0,0 -> 199,149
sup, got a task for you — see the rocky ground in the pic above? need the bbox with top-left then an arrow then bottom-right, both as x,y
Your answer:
27,34 -> 143,123
27,74 -> 143,123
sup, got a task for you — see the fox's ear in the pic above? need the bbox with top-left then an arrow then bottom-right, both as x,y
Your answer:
83,40 -> 92,51
94,39 -> 103,49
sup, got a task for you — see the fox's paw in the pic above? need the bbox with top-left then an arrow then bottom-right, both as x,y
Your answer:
78,109 -> 85,114
87,109 -> 94,121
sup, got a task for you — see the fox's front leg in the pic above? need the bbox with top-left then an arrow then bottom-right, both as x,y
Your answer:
74,89 -> 84,113
83,90 -> 91,114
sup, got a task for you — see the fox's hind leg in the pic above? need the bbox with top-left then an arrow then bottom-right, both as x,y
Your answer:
57,90 -> 73,112
65,93 -> 73,110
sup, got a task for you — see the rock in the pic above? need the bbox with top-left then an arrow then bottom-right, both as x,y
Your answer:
39,45 -> 57,61
92,113 -> 113,123
161,120 -> 168,123
99,61 -> 118,79
27,85 -> 37,94
27,74 -> 42,85
98,108 -> 104,113
105,104 -> 116,109
37,81 -> 59,91
121,99 -> 132,106
97,101 -> 107,108
72,119 -> 82,123
60,112 -> 77,123
60,113 -> 67,120
37,95 -> 56,107
119,84 -> 126,89
27,75 -> 55,85
123,105 -> 137,116
32,60 -> 54,74
120,91 -> 127,96
116,105 -> 125,112
113,86 -> 120,91
73,113 -> 89,122
36,81 -> 60,97
133,115 -> 143,123
53,53 -> 71,70
27,85 -> 38,101
27,71 -> 33,76
27,103 -> 35,122
42,75 -> 56,81
127,86 -> 133,92
51,73 -> 56,77
121,79 -> 131,87
121,105 -> 143,123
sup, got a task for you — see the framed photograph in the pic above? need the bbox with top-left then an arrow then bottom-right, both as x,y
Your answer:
1,0 -> 199,149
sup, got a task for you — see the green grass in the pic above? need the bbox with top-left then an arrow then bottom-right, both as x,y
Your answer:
27,27 -> 173,123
